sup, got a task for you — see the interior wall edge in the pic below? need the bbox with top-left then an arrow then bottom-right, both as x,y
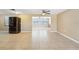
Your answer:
57,9 -> 70,15
57,32 -> 79,44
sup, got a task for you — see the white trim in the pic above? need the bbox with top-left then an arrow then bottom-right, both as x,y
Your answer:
0,31 -> 8,32
57,32 -> 79,44
50,31 -> 57,32
21,31 -> 32,32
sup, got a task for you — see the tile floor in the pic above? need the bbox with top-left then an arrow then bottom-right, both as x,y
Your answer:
0,27 -> 79,50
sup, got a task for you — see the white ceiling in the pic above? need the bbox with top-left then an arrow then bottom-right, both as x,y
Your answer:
0,9 -> 67,14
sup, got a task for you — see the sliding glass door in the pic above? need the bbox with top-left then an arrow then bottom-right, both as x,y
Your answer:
32,16 -> 51,27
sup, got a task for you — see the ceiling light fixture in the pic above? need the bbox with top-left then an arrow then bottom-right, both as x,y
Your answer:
42,12 -> 46,16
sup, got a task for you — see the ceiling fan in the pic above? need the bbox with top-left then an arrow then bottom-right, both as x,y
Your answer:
41,10 -> 51,15
10,9 -> 15,11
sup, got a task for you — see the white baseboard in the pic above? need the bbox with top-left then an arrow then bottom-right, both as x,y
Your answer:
57,32 -> 79,44
21,31 -> 32,32
50,31 -> 57,32
0,31 -> 8,32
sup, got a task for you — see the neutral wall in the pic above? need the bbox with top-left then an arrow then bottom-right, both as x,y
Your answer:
0,14 -> 32,32
18,15 -> 32,31
51,14 -> 57,32
0,15 -> 5,31
0,14 -> 57,32
57,9 -> 79,41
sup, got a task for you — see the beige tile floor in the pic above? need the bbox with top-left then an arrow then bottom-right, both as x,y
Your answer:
0,27 -> 79,50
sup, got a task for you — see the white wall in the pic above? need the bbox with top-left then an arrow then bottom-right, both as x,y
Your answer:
57,9 -> 79,41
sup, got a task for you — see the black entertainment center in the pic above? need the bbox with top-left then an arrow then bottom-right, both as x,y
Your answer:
9,17 -> 21,34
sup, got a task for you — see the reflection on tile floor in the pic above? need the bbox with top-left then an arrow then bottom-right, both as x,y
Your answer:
0,27 -> 79,50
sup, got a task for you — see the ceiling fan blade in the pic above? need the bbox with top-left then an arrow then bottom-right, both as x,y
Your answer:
47,13 -> 50,14
10,9 -> 15,11
42,10 -> 46,12
41,10 -> 51,15
46,10 -> 50,12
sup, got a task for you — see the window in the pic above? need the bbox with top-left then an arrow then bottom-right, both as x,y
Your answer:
4,16 -> 9,26
32,16 -> 51,26
4,16 -> 15,26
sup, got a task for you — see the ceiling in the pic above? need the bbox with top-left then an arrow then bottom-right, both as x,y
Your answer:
0,9 -> 67,15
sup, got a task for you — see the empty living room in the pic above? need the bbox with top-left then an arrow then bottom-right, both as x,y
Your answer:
0,9 -> 79,50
